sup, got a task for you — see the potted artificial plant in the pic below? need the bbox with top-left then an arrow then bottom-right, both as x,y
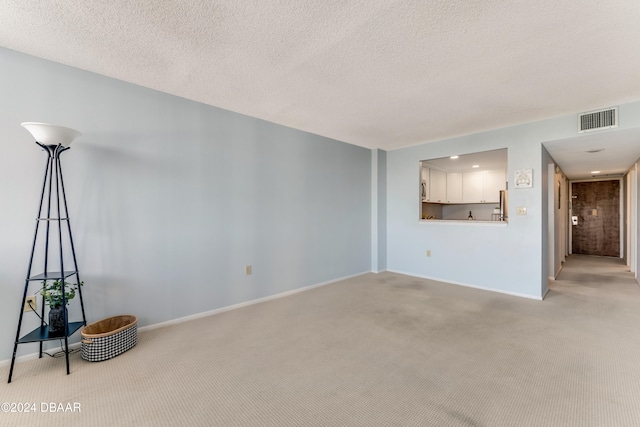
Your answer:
40,280 -> 83,337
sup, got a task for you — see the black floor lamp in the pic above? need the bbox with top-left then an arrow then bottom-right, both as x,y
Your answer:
8,122 -> 87,383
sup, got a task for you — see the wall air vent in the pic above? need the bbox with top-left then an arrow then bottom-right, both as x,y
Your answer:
578,107 -> 618,133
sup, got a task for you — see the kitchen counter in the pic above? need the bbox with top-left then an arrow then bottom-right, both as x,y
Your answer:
419,219 -> 508,226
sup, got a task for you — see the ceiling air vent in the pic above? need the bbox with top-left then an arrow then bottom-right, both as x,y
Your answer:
578,107 -> 618,133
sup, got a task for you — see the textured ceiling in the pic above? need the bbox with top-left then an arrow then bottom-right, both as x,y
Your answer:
1,0 -> 640,154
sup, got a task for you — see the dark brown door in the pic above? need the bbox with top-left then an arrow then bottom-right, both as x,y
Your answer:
571,180 -> 620,257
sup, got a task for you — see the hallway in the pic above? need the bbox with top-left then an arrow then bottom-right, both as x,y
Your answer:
553,254 -> 638,295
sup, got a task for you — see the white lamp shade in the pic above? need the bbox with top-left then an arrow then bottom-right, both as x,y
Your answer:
21,122 -> 81,147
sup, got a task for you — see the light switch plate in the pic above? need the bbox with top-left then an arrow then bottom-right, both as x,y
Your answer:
516,207 -> 527,216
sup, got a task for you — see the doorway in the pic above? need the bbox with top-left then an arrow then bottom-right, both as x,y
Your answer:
571,180 -> 620,257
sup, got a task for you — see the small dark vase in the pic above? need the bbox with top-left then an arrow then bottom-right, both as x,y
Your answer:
48,306 -> 67,337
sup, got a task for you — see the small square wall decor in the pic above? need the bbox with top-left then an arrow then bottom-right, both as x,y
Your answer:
514,169 -> 533,188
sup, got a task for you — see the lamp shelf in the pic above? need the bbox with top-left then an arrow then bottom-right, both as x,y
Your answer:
18,322 -> 84,344
27,271 -> 78,281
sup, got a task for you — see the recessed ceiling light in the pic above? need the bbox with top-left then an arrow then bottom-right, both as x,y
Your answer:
450,155 -> 459,159
472,164 -> 480,168
586,148 -> 604,154
591,170 -> 601,174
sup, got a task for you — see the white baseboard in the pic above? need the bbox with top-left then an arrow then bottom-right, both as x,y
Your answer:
0,341 -> 82,368
387,269 -> 544,301
0,270 -> 369,367
139,270 -> 370,333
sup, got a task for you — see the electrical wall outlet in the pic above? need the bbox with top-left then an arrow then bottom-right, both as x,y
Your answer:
516,207 -> 527,216
426,250 -> 431,257
24,295 -> 37,312
245,265 -> 252,276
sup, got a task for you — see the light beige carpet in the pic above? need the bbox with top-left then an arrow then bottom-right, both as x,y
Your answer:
1,254 -> 640,426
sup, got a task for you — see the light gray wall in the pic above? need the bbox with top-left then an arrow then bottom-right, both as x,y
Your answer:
386,100 -> 640,299
377,150 -> 387,271
0,48 -> 372,361
549,168 -> 568,279
635,163 -> 640,279
541,145 -> 552,296
622,175 -> 628,264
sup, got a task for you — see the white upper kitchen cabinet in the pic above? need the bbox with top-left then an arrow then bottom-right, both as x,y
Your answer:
446,172 -> 463,203
482,170 -> 506,203
462,171 -> 484,203
462,170 -> 506,203
428,169 -> 446,203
